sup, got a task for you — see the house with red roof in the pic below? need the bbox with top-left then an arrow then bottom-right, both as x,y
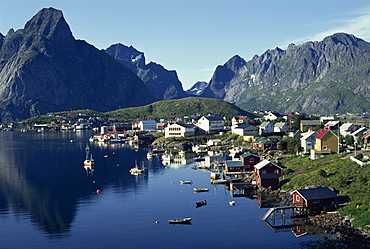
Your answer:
310,129 -> 339,159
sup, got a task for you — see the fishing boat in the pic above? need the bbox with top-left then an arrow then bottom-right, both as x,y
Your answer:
129,160 -> 144,174
194,188 -> 209,192
152,148 -> 165,154
196,200 -> 207,208
178,150 -> 186,156
147,152 -> 153,158
168,218 -> 192,224
180,180 -> 193,185
84,144 -> 94,167
162,153 -> 174,161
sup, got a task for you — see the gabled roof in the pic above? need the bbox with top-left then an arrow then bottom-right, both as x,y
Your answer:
254,160 -> 282,170
260,122 -> 272,128
351,127 -> 368,136
202,115 -> 223,121
225,161 -> 245,167
340,123 -> 354,130
274,122 -> 287,128
324,121 -> 339,127
171,122 -> 195,129
315,129 -> 330,139
292,187 -> 337,201
240,152 -> 259,158
301,130 -> 318,140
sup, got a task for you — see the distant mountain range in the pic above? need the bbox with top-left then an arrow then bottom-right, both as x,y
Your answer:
1,7 -> 370,122
105,44 -> 188,100
200,33 -> 370,114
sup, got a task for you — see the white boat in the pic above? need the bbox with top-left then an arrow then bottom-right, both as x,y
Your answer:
179,150 -> 186,156
229,201 -> 235,206
193,188 -> 209,192
162,153 -> 174,161
168,218 -> 192,224
129,160 -> 144,174
84,145 -> 94,167
147,152 -> 153,158
180,180 -> 193,184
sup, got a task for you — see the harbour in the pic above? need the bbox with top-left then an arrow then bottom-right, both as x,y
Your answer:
0,130 -> 334,248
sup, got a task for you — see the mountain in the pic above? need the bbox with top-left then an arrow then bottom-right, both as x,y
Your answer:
0,8 -> 156,122
201,33 -> 370,114
186,81 -> 209,95
105,44 -> 188,100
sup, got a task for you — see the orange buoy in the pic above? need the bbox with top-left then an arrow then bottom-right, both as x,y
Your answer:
96,190 -> 101,194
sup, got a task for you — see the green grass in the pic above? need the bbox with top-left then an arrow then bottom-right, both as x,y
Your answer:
281,154 -> 370,229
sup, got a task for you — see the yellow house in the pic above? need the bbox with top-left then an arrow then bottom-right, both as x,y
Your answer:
310,129 -> 339,159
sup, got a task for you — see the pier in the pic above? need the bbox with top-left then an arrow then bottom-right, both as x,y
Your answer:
262,206 -> 308,230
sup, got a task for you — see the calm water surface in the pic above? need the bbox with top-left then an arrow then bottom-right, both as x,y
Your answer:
0,131 -> 327,248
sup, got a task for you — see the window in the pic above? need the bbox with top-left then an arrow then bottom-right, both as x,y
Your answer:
249,158 -> 254,162
322,146 -> 328,150
274,170 -> 279,174
295,195 -> 300,202
262,170 -> 266,174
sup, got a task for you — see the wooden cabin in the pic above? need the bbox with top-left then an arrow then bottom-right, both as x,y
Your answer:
239,152 -> 260,171
225,160 -> 245,173
254,160 -> 283,188
291,187 -> 338,211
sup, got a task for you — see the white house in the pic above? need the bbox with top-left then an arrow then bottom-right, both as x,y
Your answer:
339,123 -> 355,137
138,120 -> 157,131
196,115 -> 224,134
231,116 -> 249,126
263,111 -> 284,121
259,122 -> 274,135
231,124 -> 255,136
300,130 -> 318,154
274,122 -> 288,133
164,122 -> 195,138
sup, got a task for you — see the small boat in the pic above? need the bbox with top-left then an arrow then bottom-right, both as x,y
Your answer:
179,150 -> 186,156
194,188 -> 209,192
180,180 -> 193,185
168,218 -> 192,224
147,152 -> 153,158
152,148 -> 165,154
194,156 -> 205,162
162,153 -> 174,161
211,179 -> 228,184
129,160 -> 144,174
84,144 -> 94,166
196,200 -> 207,208
229,201 -> 235,206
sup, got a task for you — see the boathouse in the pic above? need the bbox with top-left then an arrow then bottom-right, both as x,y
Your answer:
225,160 -> 245,172
291,187 -> 338,211
239,152 -> 260,171
254,160 -> 283,188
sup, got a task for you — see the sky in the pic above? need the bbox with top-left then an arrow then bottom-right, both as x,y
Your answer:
1,0 -> 370,90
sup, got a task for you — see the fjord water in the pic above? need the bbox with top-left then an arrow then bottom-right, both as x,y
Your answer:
0,131 -> 322,248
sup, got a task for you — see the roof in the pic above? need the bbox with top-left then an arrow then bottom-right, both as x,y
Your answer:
315,129 -> 329,139
235,116 -> 248,120
254,160 -> 282,170
240,152 -> 259,158
171,122 -> 195,129
202,115 -> 223,121
274,122 -> 287,128
340,123 -> 354,130
225,161 -> 245,167
301,120 -> 321,126
260,122 -> 272,128
351,127 -> 368,136
293,187 -> 337,201
301,130 -> 317,140
324,121 -> 339,127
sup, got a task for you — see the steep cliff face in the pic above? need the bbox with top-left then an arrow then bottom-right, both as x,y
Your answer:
0,8 -> 156,122
201,33 -> 370,114
105,43 -> 188,100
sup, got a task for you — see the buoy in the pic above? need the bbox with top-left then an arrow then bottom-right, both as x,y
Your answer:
155,221 -> 159,223
92,180 -> 96,183
96,190 -> 101,194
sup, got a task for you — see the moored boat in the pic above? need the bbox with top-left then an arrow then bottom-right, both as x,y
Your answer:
194,188 -> 209,192
152,148 -> 165,154
180,180 -> 193,185
84,144 -> 94,166
168,218 -> 192,224
162,153 -> 174,161
196,200 -> 207,208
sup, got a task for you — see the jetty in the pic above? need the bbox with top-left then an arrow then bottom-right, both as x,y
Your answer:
262,206 -> 308,229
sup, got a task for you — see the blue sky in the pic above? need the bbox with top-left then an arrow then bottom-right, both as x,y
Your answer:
1,1 -> 370,89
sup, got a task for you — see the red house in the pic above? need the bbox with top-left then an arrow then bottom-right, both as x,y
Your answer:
239,152 -> 260,171
254,160 -> 283,188
291,187 -> 338,211
225,160 -> 245,172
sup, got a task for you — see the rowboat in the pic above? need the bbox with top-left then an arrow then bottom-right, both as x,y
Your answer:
229,200 -> 235,206
194,188 -> 209,192
196,200 -> 207,208
168,218 -> 192,224
180,180 -> 193,185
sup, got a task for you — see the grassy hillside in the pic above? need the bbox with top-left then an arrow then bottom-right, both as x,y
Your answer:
107,97 -> 257,120
281,154 -> 370,230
